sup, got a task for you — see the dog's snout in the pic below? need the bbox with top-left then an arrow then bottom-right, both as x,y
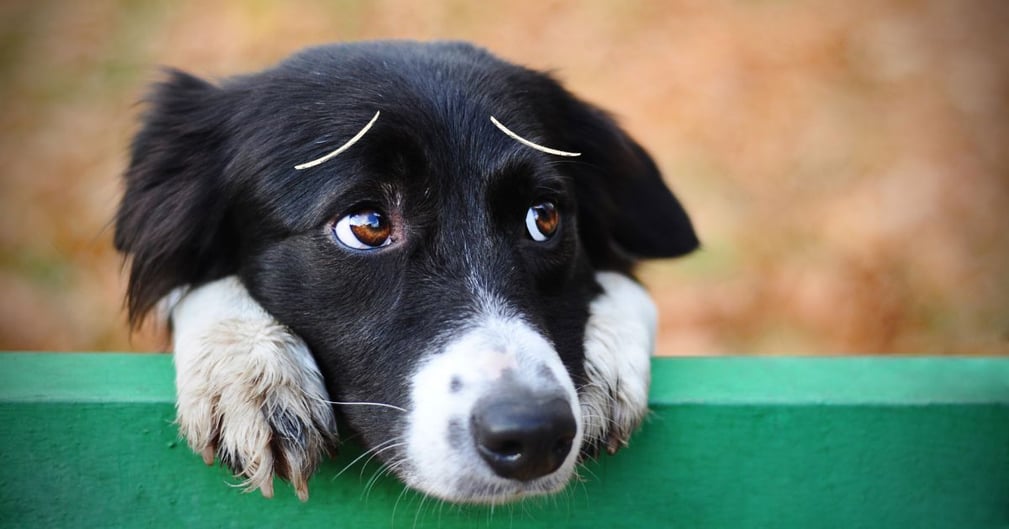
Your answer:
471,392 -> 576,482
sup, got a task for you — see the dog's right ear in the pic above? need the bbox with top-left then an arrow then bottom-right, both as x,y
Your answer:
115,70 -> 237,327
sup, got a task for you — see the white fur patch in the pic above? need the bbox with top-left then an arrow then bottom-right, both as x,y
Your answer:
170,277 -> 338,501
404,310 -> 582,503
580,272 -> 656,454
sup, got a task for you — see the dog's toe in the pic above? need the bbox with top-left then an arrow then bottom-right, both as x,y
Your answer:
174,315 -> 338,500
260,386 -> 338,501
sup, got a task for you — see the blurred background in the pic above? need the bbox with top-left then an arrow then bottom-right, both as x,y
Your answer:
0,0 -> 1006,355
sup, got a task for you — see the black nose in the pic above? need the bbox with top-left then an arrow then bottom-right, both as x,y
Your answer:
471,392 -> 577,482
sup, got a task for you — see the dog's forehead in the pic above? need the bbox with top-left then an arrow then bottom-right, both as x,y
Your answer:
235,48 -> 568,231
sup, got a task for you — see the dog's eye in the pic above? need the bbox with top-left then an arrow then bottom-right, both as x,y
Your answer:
333,209 -> 392,250
525,202 -> 559,242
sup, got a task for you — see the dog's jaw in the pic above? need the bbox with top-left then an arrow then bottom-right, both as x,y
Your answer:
170,277 -> 339,501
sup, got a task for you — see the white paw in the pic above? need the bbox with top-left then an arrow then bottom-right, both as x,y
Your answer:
580,272 -> 656,456
170,277 -> 338,500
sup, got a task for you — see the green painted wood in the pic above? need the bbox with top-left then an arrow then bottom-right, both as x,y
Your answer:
1,353 -> 1007,529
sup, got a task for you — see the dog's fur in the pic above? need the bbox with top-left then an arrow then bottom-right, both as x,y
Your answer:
115,40 -> 698,503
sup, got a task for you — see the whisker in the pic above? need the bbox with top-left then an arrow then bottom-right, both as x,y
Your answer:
332,438 -> 399,480
364,456 -> 408,500
413,491 -> 430,529
576,463 -> 599,483
363,465 -> 387,498
359,441 -> 405,479
325,400 -> 407,413
392,478 -> 412,524
580,412 -> 620,427
363,462 -> 391,500
577,380 -> 614,394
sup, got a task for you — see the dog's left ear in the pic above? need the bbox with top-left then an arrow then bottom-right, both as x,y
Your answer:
549,94 -> 699,266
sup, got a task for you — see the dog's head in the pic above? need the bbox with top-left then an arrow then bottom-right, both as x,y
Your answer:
116,41 -> 697,502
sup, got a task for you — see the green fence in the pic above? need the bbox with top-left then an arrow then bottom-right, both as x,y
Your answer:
1,353 -> 1007,529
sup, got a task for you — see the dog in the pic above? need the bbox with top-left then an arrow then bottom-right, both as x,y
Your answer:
114,40 -> 698,504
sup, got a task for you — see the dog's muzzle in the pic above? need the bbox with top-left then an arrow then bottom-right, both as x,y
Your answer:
404,314 -> 583,503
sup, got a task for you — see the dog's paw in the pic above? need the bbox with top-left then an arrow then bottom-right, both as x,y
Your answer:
169,277 -> 338,501
580,272 -> 656,457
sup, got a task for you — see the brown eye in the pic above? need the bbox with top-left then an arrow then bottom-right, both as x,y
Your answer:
525,202 -> 559,242
333,209 -> 392,250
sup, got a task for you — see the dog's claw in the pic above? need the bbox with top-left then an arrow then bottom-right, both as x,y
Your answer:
201,445 -> 216,465
260,478 -> 275,499
294,479 -> 310,502
605,433 -> 624,455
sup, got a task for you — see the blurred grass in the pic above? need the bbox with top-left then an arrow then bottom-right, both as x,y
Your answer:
0,0 -> 1006,355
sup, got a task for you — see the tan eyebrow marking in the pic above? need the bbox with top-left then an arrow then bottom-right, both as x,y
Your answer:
294,111 -> 381,170
489,116 -> 581,157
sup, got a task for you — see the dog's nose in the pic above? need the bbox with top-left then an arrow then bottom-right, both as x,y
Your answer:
471,392 -> 577,482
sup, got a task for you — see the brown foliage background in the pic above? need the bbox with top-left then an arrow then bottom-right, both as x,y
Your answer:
0,1 -> 1006,355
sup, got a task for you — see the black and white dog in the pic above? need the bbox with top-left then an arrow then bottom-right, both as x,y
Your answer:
115,41 -> 698,504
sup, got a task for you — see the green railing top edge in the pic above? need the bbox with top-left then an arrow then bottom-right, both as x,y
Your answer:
1,352 -> 1007,405
0,352 -> 175,404
650,356 -> 1009,405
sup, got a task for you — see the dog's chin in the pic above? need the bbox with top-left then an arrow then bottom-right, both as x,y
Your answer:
395,417 -> 583,504
399,459 -> 578,505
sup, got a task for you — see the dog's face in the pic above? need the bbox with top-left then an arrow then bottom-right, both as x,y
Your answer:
116,41 -> 697,502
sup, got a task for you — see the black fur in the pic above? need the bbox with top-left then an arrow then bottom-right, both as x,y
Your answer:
115,40 -> 697,460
